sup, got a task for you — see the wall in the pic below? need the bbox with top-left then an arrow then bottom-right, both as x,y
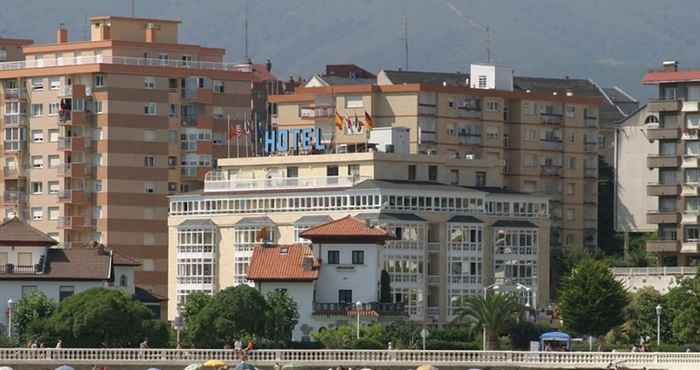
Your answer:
257,281 -> 315,341
314,243 -> 379,304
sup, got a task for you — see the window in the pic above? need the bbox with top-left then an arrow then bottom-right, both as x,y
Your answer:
50,77 -> 60,90
144,103 -> 157,115
408,165 -> 416,181
145,182 -> 156,193
566,208 -> 575,221
31,104 -> 43,117
144,77 -> 156,89
345,95 -> 364,108
486,101 -> 500,112
326,165 -> 339,177
48,207 -> 59,221
565,104 -> 576,118
428,165 -> 438,181
31,207 -> 43,221
95,74 -> 104,87
352,250 -> 365,265
568,157 -> 576,170
120,275 -> 128,287
569,133 -> 576,144
73,98 -> 84,112
31,156 -> 43,168
287,166 -> 298,178
31,130 -> 43,143
213,80 -> 224,93
48,181 -> 60,194
450,169 -> 459,185
93,128 -> 104,141
48,129 -> 59,142
48,102 -> 59,115
566,183 -> 575,195
527,128 -> 538,141
94,180 -> 102,192
168,182 -> 177,193
95,101 -> 103,114
338,289 -> 353,304
327,250 -> 340,265
144,155 -> 157,168
182,55 -> 193,66
478,75 -> 487,88
168,156 -> 177,168
59,286 -> 74,302
169,78 -> 177,89
475,171 -> 486,187
347,164 -> 360,177
686,227 -> 700,242
31,182 -> 43,194
31,78 -> 44,91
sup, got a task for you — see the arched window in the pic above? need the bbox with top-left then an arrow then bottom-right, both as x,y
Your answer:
119,275 -> 128,288
644,114 -> 659,124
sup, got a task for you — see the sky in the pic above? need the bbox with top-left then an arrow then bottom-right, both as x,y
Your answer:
2,0 -> 699,102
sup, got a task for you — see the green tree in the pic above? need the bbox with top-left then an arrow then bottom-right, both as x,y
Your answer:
379,270 -> 392,303
50,288 -> 159,347
623,287 -> 671,345
264,290 -> 299,343
385,320 -> 421,349
559,257 -> 628,337
12,291 -> 57,345
665,270 -> 700,344
181,291 -> 213,321
454,293 -> 523,350
187,285 -> 268,348
312,324 -> 386,349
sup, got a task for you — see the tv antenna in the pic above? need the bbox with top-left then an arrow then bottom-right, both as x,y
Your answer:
445,1 -> 493,63
130,0 -> 136,17
243,0 -> 250,60
401,14 -> 409,70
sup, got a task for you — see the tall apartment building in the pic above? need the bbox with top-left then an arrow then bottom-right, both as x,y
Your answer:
0,16 -> 260,301
269,65 -> 602,249
618,61 -> 700,266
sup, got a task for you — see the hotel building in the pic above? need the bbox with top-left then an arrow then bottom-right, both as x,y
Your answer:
269,65 -> 601,250
167,145 -> 551,325
0,16 -> 261,300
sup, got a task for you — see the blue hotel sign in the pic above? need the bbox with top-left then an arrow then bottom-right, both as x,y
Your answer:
264,128 -> 325,153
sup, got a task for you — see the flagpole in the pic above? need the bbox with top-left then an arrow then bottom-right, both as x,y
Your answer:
227,113 -> 231,158
245,112 -> 249,157
236,113 -> 240,158
254,112 -> 258,156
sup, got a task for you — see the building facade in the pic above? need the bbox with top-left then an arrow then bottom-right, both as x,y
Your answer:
269,65 -> 601,250
0,16 -> 260,300
167,151 -> 551,325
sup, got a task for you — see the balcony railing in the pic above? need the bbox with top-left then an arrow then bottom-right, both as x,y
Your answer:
584,115 -> 598,128
418,129 -> 437,144
540,138 -> 562,150
2,167 -> 24,178
0,264 -> 39,274
540,165 -> 561,176
204,175 -> 367,193
541,113 -> 563,124
2,140 -> 26,153
3,114 -> 28,126
313,302 -> 406,316
584,167 -> 597,178
300,106 -> 336,119
2,87 -> 28,99
2,191 -> 26,204
611,266 -> 697,277
0,55 -> 254,73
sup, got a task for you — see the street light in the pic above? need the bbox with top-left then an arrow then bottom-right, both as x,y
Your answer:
7,298 -> 13,338
656,304 -> 662,346
173,312 -> 183,349
481,283 -> 500,350
355,301 -> 362,339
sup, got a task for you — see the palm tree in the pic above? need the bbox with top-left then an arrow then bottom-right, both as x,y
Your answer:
454,292 -> 524,350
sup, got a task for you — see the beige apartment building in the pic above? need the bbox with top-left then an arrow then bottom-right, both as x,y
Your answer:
167,149 -> 551,325
0,16 -> 260,301
269,65 -> 601,249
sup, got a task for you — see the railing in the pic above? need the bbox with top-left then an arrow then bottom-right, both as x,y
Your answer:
584,116 -> 598,128
2,140 -> 26,152
541,112 -> 563,124
3,114 -> 28,126
0,264 -> 38,274
540,165 -> 561,176
2,191 -> 25,204
313,302 -> 406,316
204,175 -> 367,193
2,87 -> 28,99
584,167 -> 597,178
612,266 -> 698,276
418,129 -> 437,144
2,167 -> 23,178
300,106 -> 336,118
0,348 -> 697,368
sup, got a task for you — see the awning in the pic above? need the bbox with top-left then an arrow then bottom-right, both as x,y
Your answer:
540,331 -> 571,342
235,216 -> 274,226
448,215 -> 483,223
176,219 -> 216,229
493,220 -> 538,228
294,215 -> 333,225
356,212 -> 426,223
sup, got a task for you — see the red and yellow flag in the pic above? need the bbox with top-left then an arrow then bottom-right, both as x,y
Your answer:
364,111 -> 375,129
335,111 -> 344,130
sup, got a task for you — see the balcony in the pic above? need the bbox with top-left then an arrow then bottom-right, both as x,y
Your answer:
647,127 -> 681,141
57,136 -> 86,151
58,85 -> 72,97
0,264 -> 40,274
540,165 -> 562,177
312,302 -> 406,316
204,174 -> 368,193
682,156 -> 700,168
458,134 -> 481,145
541,113 -> 563,125
300,106 -> 336,119
682,213 -> 699,224
646,210 -> 680,224
2,166 -> 25,179
647,155 -> 681,168
683,184 -> 700,196
3,114 -> 27,126
648,99 -> 682,112
2,191 -> 25,205
57,163 -> 85,178
418,129 -> 437,144
584,167 -> 597,178
2,140 -> 26,153
182,88 -> 214,104
2,87 -> 28,99
647,183 -> 681,196
681,242 -> 700,254
57,216 -> 94,230
646,239 -> 680,253
683,128 -> 700,140
541,138 -> 562,150
584,115 -> 598,128
58,189 -> 87,204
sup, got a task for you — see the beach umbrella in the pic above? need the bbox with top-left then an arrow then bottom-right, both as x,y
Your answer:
417,365 -> 438,370
234,363 -> 259,370
184,364 -> 202,370
359,368 -> 374,370
203,359 -> 227,368
54,366 -> 75,370
146,368 -> 161,370
0,366 -> 14,370
282,365 -> 305,370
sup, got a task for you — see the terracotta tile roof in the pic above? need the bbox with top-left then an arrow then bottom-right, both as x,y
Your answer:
642,70 -> 700,84
0,247 -> 112,281
300,215 -> 390,239
247,245 -> 319,282
0,218 -> 58,246
112,252 -> 141,266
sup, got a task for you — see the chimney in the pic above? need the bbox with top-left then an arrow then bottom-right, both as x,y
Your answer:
145,23 -> 157,43
266,58 -> 272,72
663,60 -> 679,72
57,23 -> 68,43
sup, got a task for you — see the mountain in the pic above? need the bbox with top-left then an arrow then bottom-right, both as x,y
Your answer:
2,0 -> 699,102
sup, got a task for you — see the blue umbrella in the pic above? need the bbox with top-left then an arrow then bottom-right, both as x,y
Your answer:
54,366 -> 74,370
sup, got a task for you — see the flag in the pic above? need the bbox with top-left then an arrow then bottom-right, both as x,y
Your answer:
335,112 -> 344,130
364,111 -> 375,129
229,125 -> 242,139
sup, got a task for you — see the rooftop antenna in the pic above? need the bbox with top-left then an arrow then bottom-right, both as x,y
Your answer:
445,1 -> 493,63
243,0 -> 249,60
130,0 -> 135,17
401,13 -> 409,70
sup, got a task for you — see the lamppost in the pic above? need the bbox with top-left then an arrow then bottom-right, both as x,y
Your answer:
482,283 -> 500,350
656,304 -> 662,346
515,283 -> 534,321
173,312 -> 183,349
7,298 -> 13,338
355,301 -> 362,339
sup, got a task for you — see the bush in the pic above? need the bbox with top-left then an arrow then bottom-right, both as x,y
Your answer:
425,339 -> 478,350
510,321 -> 552,350
353,337 -> 385,349
287,341 -> 324,350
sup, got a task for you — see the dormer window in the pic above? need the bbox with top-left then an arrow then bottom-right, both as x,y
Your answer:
120,274 -> 128,287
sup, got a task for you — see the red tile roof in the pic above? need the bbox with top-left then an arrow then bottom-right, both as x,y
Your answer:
252,64 -> 278,82
300,216 -> 391,240
247,245 -> 319,282
0,218 -> 59,246
642,70 -> 700,84
0,247 -> 111,281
